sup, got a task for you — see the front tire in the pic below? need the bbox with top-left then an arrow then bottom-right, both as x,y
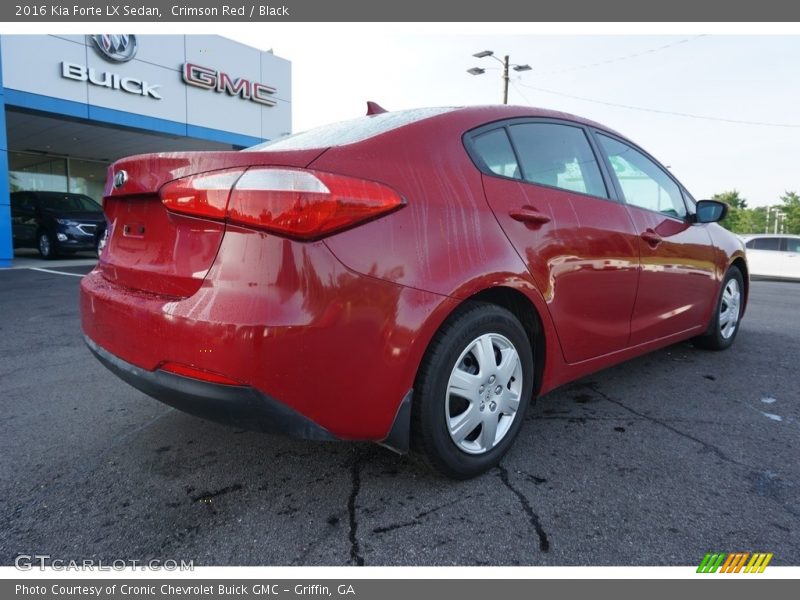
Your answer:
37,230 -> 57,260
412,302 -> 534,479
693,266 -> 744,350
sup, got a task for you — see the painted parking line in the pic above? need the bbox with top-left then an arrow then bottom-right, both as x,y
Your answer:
27,267 -> 86,278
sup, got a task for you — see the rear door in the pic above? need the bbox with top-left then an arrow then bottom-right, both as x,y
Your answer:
780,237 -> 800,279
470,120 -> 640,364
744,237 -> 783,278
594,133 -> 717,345
10,192 -> 37,245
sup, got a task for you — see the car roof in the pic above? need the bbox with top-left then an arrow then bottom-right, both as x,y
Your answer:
11,190 -> 91,197
740,233 -> 800,240
421,105 -> 630,143
449,105 -> 623,134
254,104 -> 632,153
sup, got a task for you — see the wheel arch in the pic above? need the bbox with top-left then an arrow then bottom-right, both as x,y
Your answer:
382,279 -> 555,454
730,254 -> 749,317
460,286 -> 547,397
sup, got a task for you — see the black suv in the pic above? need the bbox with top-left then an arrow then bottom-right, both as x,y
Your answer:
10,191 -> 107,259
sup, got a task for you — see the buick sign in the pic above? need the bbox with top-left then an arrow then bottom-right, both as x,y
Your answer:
61,62 -> 162,99
91,35 -> 138,63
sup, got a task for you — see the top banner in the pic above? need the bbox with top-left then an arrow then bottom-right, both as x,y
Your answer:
3,0 -> 800,22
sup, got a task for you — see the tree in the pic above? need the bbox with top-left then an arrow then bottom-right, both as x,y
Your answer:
779,191 -> 800,234
748,206 -> 768,234
712,190 -> 749,233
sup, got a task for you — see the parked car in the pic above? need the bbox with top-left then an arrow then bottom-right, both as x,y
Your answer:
10,191 -> 107,259
740,234 -> 800,281
80,105 -> 748,478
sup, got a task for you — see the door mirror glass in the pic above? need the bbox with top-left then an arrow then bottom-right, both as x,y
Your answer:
695,200 -> 728,223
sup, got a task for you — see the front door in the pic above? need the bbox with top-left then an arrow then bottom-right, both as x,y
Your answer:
595,133 -> 717,345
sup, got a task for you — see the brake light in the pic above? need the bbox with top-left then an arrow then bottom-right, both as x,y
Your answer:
160,167 -> 404,240
160,169 -> 245,220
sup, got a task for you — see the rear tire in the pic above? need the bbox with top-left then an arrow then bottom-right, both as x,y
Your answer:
412,302 -> 534,479
693,266 -> 744,351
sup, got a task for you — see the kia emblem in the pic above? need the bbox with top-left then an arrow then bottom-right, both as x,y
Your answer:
113,170 -> 128,189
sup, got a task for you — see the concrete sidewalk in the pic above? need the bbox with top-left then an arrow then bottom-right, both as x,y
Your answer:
3,249 -> 98,270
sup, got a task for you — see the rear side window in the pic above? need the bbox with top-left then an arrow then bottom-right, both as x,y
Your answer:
785,238 -> 800,253
11,193 -> 34,210
471,128 -> 520,179
507,123 -> 608,198
249,107 -> 455,151
747,237 -> 781,251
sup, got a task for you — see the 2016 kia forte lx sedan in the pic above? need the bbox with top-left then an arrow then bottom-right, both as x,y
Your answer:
81,105 -> 748,478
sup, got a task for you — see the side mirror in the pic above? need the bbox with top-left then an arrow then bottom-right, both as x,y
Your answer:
694,200 -> 729,224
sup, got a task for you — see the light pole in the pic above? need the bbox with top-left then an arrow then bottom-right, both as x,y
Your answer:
467,50 -> 531,105
765,206 -> 786,234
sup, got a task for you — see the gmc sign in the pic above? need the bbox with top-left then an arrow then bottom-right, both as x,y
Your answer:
182,63 -> 277,107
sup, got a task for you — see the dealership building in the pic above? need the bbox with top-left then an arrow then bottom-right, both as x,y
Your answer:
0,34 -> 292,266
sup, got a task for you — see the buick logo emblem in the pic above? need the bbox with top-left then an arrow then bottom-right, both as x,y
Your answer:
113,170 -> 128,189
90,35 -> 138,63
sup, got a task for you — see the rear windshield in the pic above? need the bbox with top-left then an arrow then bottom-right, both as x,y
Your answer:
36,193 -> 101,213
249,107 -> 456,151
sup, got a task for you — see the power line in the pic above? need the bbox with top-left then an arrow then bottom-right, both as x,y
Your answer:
509,80 -> 534,106
537,35 -> 708,76
513,81 -> 800,128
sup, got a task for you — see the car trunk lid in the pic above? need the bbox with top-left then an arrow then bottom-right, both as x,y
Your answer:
99,149 -> 324,297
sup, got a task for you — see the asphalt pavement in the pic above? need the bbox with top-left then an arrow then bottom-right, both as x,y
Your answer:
0,264 -> 798,566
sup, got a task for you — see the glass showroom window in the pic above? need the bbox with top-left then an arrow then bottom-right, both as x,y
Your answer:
9,153 -> 68,194
68,159 -> 106,202
8,153 -> 106,204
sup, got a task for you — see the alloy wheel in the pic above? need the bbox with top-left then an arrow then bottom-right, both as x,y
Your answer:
39,233 -> 51,258
445,333 -> 523,455
719,278 -> 741,339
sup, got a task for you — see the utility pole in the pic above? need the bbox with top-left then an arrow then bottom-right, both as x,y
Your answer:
468,51 -> 531,105
502,55 -> 510,105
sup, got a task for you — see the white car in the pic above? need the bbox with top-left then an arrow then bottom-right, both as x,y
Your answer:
741,234 -> 800,280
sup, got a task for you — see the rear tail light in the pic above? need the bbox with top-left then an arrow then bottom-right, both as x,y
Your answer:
160,169 -> 245,220
160,167 -> 405,240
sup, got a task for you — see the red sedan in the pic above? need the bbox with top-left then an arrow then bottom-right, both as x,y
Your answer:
81,105 -> 747,478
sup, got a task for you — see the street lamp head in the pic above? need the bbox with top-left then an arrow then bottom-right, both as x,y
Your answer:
467,67 -> 486,75
513,64 -> 532,72
473,50 -> 494,58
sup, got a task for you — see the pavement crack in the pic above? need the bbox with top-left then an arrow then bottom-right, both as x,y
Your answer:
372,497 -> 465,535
584,382 -> 753,470
347,450 -> 365,566
372,520 -> 419,535
497,465 -> 550,552
191,483 -> 242,504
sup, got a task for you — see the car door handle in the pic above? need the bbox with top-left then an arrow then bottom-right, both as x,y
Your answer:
509,207 -> 551,226
640,229 -> 662,246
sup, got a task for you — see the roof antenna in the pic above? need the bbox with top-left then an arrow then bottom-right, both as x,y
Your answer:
366,101 -> 388,115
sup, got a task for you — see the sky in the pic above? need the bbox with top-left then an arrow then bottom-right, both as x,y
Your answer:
226,29 -> 800,208
4,23 -> 798,207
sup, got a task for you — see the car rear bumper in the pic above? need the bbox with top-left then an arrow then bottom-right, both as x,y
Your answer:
84,335 -> 337,440
80,226 -> 455,443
